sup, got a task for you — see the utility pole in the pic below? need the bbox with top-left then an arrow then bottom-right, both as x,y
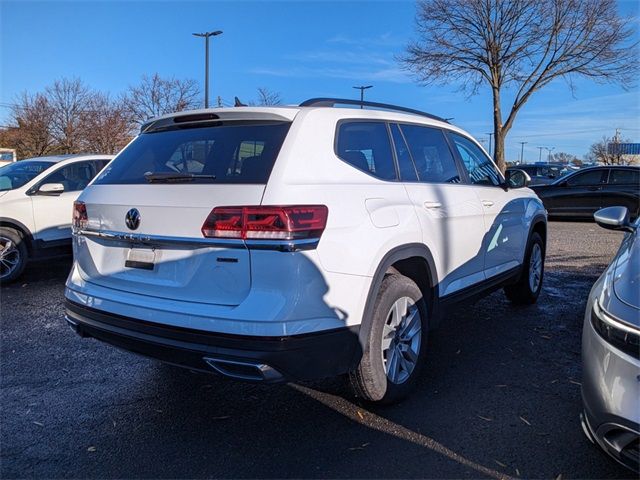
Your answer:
537,146 -> 545,162
519,141 -> 528,164
193,30 -> 223,108
485,132 -> 494,156
353,85 -> 373,108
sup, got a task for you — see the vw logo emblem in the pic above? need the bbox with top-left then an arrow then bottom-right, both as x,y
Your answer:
125,208 -> 141,230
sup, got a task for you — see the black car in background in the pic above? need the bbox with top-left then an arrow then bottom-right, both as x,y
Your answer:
507,163 -> 573,185
531,166 -> 640,220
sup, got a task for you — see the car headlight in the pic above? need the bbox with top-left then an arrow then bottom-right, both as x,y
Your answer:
591,300 -> 640,361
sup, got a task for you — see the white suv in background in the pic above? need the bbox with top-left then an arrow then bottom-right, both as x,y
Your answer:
0,154 -> 113,282
64,99 -> 546,403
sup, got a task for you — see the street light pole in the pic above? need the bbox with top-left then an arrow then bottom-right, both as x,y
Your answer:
353,85 -> 373,108
193,30 -> 223,108
519,141 -> 528,164
537,146 -> 545,162
545,147 -> 555,163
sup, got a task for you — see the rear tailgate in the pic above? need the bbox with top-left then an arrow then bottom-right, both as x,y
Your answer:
73,115 -> 294,307
76,184 -> 264,306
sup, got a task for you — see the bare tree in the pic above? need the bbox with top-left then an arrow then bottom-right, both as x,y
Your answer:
80,94 -> 134,154
46,78 -> 93,153
402,0 -> 636,172
256,88 -> 282,106
587,135 -> 630,165
7,92 -> 56,158
124,74 -> 200,126
550,151 -> 577,165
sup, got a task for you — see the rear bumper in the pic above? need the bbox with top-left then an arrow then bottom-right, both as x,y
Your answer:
64,300 -> 361,383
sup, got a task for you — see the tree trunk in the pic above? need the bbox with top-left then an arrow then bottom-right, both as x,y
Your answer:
491,86 -> 506,173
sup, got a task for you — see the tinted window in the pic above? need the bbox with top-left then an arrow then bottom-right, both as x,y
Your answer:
0,161 -> 54,191
609,169 -> 640,185
95,122 -> 290,185
400,125 -> 460,184
42,161 -> 101,192
389,124 -> 418,181
449,133 -> 501,186
336,122 -> 397,181
566,170 -> 605,186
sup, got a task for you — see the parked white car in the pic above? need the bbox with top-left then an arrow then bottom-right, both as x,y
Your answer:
0,154 -> 113,282
64,99 -> 546,403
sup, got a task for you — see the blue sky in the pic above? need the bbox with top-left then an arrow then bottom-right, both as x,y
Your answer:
1,0 -> 638,161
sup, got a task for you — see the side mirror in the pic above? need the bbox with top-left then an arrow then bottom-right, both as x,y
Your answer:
594,206 -> 635,233
37,183 -> 65,196
505,169 -> 530,189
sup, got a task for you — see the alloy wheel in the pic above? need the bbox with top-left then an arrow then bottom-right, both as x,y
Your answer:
381,296 -> 422,384
529,243 -> 543,292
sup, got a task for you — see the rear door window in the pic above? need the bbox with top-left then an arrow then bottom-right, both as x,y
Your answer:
400,125 -> 461,184
336,122 -> 397,181
608,169 -> 639,185
94,122 -> 291,185
389,124 -> 418,181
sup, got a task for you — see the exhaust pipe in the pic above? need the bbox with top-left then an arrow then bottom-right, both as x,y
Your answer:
203,357 -> 283,382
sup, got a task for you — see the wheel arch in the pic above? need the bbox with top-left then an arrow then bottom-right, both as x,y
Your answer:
359,244 -> 439,347
0,217 -> 34,254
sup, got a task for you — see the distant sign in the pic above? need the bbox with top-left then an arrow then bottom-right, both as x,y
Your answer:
607,143 -> 640,155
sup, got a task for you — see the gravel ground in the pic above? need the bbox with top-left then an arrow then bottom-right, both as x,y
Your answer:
0,221 -> 634,479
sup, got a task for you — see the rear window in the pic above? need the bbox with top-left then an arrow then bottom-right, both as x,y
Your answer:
94,122 -> 291,185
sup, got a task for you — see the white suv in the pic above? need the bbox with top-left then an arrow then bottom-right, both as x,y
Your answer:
0,154 -> 113,282
64,99 -> 546,403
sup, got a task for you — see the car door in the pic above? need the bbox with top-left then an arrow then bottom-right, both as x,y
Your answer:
446,132 -> 526,280
391,123 -> 486,297
601,168 -> 640,218
30,160 -> 105,243
550,168 -> 607,217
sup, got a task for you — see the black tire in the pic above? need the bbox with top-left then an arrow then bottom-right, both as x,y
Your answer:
350,274 -> 429,404
504,232 -> 545,305
0,227 -> 28,284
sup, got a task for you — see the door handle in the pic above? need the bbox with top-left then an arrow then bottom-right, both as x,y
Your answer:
482,200 -> 494,207
423,201 -> 442,209
587,186 -> 602,191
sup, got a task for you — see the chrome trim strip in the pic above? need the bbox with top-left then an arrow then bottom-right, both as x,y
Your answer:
76,229 -> 244,249
75,229 -> 319,252
594,300 -> 640,335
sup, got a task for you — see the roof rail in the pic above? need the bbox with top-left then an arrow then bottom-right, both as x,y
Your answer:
299,98 -> 449,123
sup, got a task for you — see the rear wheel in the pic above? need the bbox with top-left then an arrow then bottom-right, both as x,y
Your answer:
350,274 -> 428,404
0,227 -> 28,284
504,232 -> 544,305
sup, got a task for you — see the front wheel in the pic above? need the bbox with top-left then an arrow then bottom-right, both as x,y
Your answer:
0,227 -> 28,284
350,274 -> 428,404
504,232 -> 545,305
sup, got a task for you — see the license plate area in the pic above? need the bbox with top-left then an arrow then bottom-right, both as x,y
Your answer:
125,247 -> 156,270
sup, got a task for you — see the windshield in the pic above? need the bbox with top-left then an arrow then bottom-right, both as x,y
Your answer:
0,161 -> 55,191
94,121 -> 291,185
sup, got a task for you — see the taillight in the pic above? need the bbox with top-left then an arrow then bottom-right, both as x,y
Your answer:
202,205 -> 328,241
72,201 -> 88,230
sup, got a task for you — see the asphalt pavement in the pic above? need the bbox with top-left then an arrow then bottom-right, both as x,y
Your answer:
0,221 -> 634,479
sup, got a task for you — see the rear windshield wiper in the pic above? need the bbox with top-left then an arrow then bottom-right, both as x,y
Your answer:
144,172 -> 217,183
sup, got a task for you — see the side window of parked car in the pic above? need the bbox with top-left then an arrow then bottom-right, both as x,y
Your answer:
400,124 -> 461,184
389,124 -> 418,181
608,169 -> 640,185
448,133 -> 501,186
336,122 -> 397,181
566,170 -> 605,186
42,161 -> 100,192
